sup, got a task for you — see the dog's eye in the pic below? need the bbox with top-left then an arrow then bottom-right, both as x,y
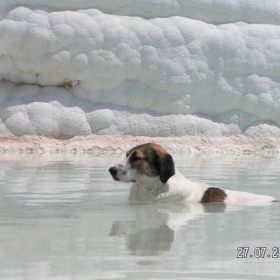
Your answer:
130,151 -> 143,162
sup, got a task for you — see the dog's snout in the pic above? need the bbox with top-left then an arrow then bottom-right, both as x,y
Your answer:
109,167 -> 118,176
109,167 -> 120,181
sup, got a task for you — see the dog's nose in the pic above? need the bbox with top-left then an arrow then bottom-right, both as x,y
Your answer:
109,167 -> 118,176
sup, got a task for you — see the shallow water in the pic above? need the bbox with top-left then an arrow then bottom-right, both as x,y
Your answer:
0,157 -> 280,280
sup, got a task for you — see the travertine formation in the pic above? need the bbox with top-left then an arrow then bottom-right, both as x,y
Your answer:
1,0 -> 280,143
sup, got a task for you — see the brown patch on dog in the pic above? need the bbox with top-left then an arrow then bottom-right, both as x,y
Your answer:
127,143 -> 175,183
128,145 -> 158,177
138,161 -> 154,177
200,187 -> 227,203
126,143 -> 166,158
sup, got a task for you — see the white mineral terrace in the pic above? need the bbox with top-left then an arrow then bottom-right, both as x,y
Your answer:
1,0 -> 280,153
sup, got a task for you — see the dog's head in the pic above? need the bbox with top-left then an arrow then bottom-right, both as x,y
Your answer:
109,143 -> 175,184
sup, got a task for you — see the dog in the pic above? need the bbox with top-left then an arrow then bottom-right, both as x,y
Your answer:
109,143 -> 277,205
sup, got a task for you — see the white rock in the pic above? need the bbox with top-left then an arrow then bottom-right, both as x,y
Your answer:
0,2 -> 280,139
86,109 -> 114,133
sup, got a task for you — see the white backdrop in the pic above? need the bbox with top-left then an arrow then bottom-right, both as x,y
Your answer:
1,1 -> 280,138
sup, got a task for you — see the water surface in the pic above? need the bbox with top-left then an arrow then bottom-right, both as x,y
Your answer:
0,156 -> 280,279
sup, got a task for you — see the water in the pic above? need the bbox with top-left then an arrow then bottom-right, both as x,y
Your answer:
0,156 -> 280,279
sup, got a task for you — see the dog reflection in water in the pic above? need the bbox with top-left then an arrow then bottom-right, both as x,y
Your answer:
109,203 -> 226,256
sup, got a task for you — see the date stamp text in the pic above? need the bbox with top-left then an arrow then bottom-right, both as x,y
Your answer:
237,247 -> 280,258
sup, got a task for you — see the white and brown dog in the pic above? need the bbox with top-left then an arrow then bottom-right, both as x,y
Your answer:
109,143 -> 277,205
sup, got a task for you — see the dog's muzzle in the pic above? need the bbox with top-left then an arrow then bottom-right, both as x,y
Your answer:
109,167 -> 137,183
109,167 -> 120,181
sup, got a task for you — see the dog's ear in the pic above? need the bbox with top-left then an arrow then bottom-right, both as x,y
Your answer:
154,151 -> 175,183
